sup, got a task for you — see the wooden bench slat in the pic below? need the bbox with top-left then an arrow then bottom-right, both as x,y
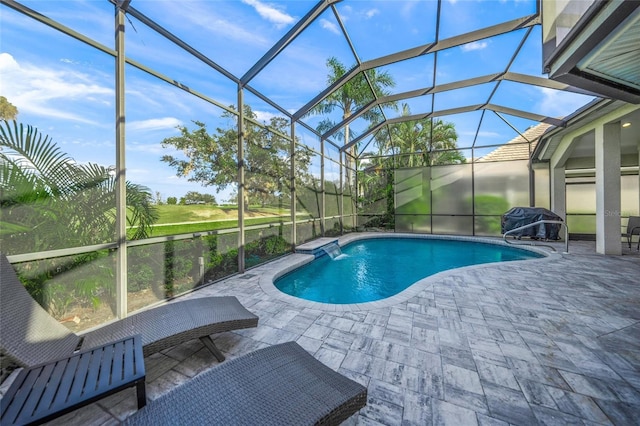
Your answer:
50,354 -> 80,408
97,344 -> 115,390
81,349 -> 104,397
34,359 -> 70,417
123,338 -> 135,379
67,350 -> 92,400
1,369 -> 35,424
16,364 -> 56,423
112,340 -> 124,383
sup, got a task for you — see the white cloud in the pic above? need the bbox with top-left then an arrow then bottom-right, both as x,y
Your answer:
365,9 -> 380,19
535,87 -> 594,118
0,52 -> 19,71
253,110 -> 278,123
320,18 -> 341,35
461,130 -> 501,138
461,41 -> 489,52
128,117 -> 183,132
127,143 -> 170,155
478,131 -> 501,138
325,171 -> 340,182
400,2 -> 417,19
242,0 -> 295,27
151,2 -> 269,49
0,52 -> 111,124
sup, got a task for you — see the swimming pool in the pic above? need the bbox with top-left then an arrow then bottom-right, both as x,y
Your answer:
274,237 -> 544,304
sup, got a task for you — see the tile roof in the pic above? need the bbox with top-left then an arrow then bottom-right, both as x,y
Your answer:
477,122 -> 553,162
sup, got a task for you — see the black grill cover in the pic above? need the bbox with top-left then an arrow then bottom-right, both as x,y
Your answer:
501,207 -> 563,240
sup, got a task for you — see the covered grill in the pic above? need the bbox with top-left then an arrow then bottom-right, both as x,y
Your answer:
501,207 -> 563,240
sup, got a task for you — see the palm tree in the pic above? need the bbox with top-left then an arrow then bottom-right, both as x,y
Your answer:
310,57 -> 396,157
428,119 -> 464,166
376,103 -> 465,167
390,104 -> 430,168
0,120 -> 158,255
310,57 -> 397,225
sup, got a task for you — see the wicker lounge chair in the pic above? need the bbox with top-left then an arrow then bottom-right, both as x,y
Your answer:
0,253 -> 259,369
124,341 -> 367,426
1,252 -> 259,424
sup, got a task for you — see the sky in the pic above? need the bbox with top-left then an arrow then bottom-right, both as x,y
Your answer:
0,0 -> 596,202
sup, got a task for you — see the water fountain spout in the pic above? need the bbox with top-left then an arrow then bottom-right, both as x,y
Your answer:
322,243 -> 343,259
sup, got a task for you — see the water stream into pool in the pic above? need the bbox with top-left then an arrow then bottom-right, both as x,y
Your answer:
321,243 -> 344,260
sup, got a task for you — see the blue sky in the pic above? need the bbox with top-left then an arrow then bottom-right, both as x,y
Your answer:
0,0 -> 595,201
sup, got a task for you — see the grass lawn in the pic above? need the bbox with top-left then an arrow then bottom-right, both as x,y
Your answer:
135,204 -> 294,237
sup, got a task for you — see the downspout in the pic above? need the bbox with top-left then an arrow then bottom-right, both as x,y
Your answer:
528,144 -> 535,207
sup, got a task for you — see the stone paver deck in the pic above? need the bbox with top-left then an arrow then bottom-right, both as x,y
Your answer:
45,234 -> 640,425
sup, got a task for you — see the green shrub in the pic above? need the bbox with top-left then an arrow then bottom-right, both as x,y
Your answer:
264,234 -> 291,255
128,264 -> 155,292
20,251 -> 113,319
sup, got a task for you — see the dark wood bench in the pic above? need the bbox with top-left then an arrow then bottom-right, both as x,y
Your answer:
1,335 -> 146,426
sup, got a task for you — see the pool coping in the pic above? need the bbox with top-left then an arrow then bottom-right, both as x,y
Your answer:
257,232 -> 560,312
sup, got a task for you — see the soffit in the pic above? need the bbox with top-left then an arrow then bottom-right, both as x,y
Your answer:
578,9 -> 640,92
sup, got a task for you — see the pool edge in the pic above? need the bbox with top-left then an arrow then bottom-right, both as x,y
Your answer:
258,232 -> 560,312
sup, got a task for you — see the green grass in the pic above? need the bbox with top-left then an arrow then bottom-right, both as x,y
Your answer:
131,204 -> 294,238
154,205 -> 234,224
147,216 -> 290,237
153,204 -> 289,223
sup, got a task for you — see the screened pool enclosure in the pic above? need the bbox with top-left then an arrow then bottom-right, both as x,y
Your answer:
1,0 -> 637,328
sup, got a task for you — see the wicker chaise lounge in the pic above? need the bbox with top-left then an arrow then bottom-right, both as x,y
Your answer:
1,252 -> 259,424
124,341 -> 367,426
0,253 -> 259,367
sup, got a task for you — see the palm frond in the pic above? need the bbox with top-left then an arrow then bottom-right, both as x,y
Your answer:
1,121 -> 160,253
0,120 -> 79,198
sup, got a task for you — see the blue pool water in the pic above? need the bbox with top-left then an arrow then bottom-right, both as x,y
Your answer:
275,238 -> 543,304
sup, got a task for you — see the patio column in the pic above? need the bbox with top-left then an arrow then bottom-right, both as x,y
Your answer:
550,132 -> 577,236
550,166 -> 566,221
595,122 -> 621,255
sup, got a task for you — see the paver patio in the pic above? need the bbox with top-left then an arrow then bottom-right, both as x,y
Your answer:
37,235 -> 640,425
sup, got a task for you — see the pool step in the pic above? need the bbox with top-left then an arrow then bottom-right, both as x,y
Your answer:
295,238 -> 340,258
